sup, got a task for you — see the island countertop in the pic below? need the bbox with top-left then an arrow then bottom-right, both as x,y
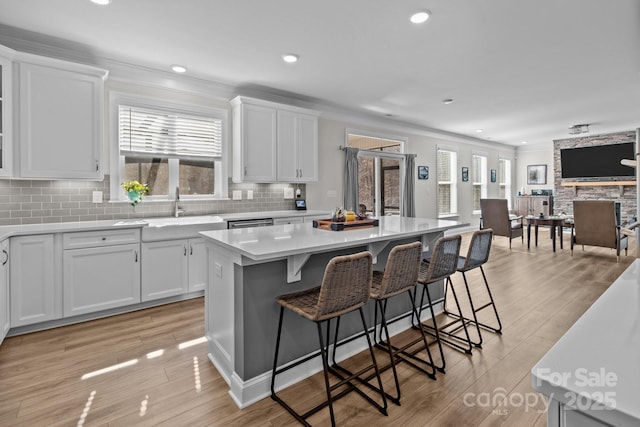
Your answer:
199,216 -> 468,261
531,259 -> 640,426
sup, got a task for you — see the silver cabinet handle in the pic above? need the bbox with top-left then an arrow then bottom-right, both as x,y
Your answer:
190,244 -> 193,256
2,249 -> 7,266
134,251 -> 138,263
184,245 -> 187,256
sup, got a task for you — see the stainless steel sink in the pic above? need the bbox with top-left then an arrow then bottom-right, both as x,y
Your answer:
142,215 -> 227,241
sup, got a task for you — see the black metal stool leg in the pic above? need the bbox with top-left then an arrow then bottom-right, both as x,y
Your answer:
419,282 -> 447,373
317,321 -> 337,427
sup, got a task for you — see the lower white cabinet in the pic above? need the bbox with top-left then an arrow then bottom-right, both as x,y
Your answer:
273,217 -> 303,225
142,237 -> 206,302
63,244 -> 141,317
10,234 -> 60,327
0,240 -> 9,345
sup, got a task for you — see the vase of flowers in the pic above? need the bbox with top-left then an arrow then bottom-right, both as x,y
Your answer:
121,180 -> 150,206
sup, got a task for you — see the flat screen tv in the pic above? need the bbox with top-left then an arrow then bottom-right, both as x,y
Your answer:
560,142 -> 635,179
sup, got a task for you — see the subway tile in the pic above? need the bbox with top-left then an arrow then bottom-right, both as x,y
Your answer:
0,218 -> 21,226
22,217 -> 44,225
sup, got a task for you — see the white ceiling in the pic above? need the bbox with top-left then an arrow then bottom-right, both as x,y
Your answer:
0,0 -> 638,147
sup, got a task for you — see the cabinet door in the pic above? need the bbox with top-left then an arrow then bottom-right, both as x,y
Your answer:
187,238 -> 207,292
296,113 -> 318,182
10,234 -> 59,327
19,61 -> 102,179
63,244 -> 141,317
514,196 -> 529,217
276,110 -> 298,182
141,240 -> 188,301
240,103 -> 277,182
276,111 -> 318,182
0,240 -> 9,345
0,53 -> 13,177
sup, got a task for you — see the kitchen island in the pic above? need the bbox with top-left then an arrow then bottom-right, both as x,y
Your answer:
531,259 -> 640,427
199,216 -> 468,407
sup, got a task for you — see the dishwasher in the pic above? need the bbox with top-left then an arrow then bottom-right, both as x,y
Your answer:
227,218 -> 274,229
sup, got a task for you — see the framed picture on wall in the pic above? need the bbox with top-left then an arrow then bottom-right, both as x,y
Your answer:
417,165 -> 429,180
490,169 -> 497,183
462,167 -> 469,182
527,164 -> 547,185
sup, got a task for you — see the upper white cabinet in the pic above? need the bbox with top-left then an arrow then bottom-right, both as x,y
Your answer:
231,96 -> 318,183
277,110 -> 318,182
0,45 -> 14,178
15,53 -> 107,179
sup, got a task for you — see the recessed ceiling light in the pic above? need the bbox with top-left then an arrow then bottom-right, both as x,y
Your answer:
476,129 -> 484,133
442,98 -> 453,105
171,65 -> 187,73
282,54 -> 299,63
90,0 -> 111,5
410,10 -> 430,24
521,141 -> 528,144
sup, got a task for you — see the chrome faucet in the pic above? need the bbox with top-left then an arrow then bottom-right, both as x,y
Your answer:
174,186 -> 185,217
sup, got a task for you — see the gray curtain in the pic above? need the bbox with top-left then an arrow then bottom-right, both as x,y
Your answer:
343,147 -> 359,211
402,154 -> 416,217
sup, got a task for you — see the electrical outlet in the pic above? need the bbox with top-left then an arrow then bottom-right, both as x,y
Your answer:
214,263 -> 222,278
247,190 -> 253,200
92,191 -> 103,203
284,188 -> 294,199
232,190 -> 242,200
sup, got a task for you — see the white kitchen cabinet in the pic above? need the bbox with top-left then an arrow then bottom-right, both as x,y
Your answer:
62,229 -> 140,317
142,237 -> 206,301
10,234 -> 61,327
277,110 -> 318,182
0,240 -> 9,345
0,45 -> 14,178
273,217 -> 304,225
63,245 -> 140,317
16,54 -> 106,179
231,96 -> 318,183
232,98 -> 277,182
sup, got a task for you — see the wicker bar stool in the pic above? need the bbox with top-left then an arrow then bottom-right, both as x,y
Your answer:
447,228 -> 502,347
270,251 -> 388,426
415,234 -> 470,373
369,241 -> 436,405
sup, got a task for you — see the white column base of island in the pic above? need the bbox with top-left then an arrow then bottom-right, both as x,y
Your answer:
531,259 -> 640,427
199,216 -> 468,408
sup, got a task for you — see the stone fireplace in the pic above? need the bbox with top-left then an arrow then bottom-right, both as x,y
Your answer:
553,130 -> 637,222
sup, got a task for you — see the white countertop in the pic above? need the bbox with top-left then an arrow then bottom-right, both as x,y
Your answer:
0,210 -> 328,241
199,216 -> 467,260
531,259 -> 640,426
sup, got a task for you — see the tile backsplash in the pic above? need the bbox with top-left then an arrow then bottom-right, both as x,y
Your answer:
0,176 -> 306,226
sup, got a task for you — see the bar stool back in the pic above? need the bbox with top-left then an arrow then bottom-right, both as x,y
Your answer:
453,228 -> 502,347
270,251 -> 387,426
416,234 -> 468,373
369,241 -> 436,405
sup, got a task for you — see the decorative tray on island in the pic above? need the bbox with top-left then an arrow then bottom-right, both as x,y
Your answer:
312,218 -> 379,231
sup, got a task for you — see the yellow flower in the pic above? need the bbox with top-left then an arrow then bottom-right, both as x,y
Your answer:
121,180 -> 150,195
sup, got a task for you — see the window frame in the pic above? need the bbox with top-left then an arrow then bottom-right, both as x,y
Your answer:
345,129 -> 407,217
471,153 -> 488,214
109,92 -> 229,202
499,158 -> 513,208
437,147 -> 458,218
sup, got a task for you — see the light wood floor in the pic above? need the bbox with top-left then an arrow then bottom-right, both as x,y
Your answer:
0,232 -> 635,426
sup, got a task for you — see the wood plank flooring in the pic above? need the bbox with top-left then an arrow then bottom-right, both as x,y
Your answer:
0,232 -> 635,426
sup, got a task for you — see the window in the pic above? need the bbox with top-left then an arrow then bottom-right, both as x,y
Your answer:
472,154 -> 487,213
437,149 -> 457,217
347,132 -> 404,217
111,96 -> 228,201
499,158 -> 512,207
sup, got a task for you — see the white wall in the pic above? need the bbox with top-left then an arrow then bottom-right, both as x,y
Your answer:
515,142 -> 554,195
306,115 -> 517,228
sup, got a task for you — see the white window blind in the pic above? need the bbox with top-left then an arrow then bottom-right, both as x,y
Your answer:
119,105 -> 222,160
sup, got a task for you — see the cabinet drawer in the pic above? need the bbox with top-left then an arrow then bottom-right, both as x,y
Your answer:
63,228 -> 140,249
